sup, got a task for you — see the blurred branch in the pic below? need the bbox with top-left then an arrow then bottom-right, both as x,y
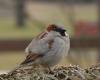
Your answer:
16,0 -> 25,27
0,64 -> 100,80
97,0 -> 100,62
97,0 -> 100,42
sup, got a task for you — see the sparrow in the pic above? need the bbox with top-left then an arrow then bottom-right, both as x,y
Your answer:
20,24 -> 70,71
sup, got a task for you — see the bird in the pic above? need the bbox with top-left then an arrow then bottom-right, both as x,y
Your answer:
20,24 -> 70,71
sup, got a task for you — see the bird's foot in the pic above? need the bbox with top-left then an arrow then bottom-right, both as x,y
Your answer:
48,70 -> 54,74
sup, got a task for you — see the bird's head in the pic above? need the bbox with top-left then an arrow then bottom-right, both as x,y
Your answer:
46,24 -> 68,37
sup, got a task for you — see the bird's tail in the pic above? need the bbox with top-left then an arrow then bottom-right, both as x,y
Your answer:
8,61 -> 31,75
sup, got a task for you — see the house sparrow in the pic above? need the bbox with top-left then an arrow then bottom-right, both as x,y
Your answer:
21,24 -> 70,71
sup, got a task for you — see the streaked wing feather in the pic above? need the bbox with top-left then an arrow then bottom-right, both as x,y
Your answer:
48,40 -> 54,49
21,53 -> 43,65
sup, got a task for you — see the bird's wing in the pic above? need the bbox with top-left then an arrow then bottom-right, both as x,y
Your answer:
21,40 -> 54,65
25,32 -> 54,55
22,32 -> 55,65
21,53 -> 43,65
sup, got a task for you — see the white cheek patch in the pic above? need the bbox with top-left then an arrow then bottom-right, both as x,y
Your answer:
65,32 -> 68,37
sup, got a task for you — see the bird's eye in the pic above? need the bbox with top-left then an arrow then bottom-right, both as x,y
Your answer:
60,32 -> 66,36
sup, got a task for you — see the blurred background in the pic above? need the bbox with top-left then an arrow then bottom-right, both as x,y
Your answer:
0,0 -> 100,74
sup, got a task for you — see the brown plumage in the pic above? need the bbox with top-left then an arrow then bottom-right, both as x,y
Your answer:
19,24 -> 70,72
46,24 -> 57,32
21,53 -> 44,65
